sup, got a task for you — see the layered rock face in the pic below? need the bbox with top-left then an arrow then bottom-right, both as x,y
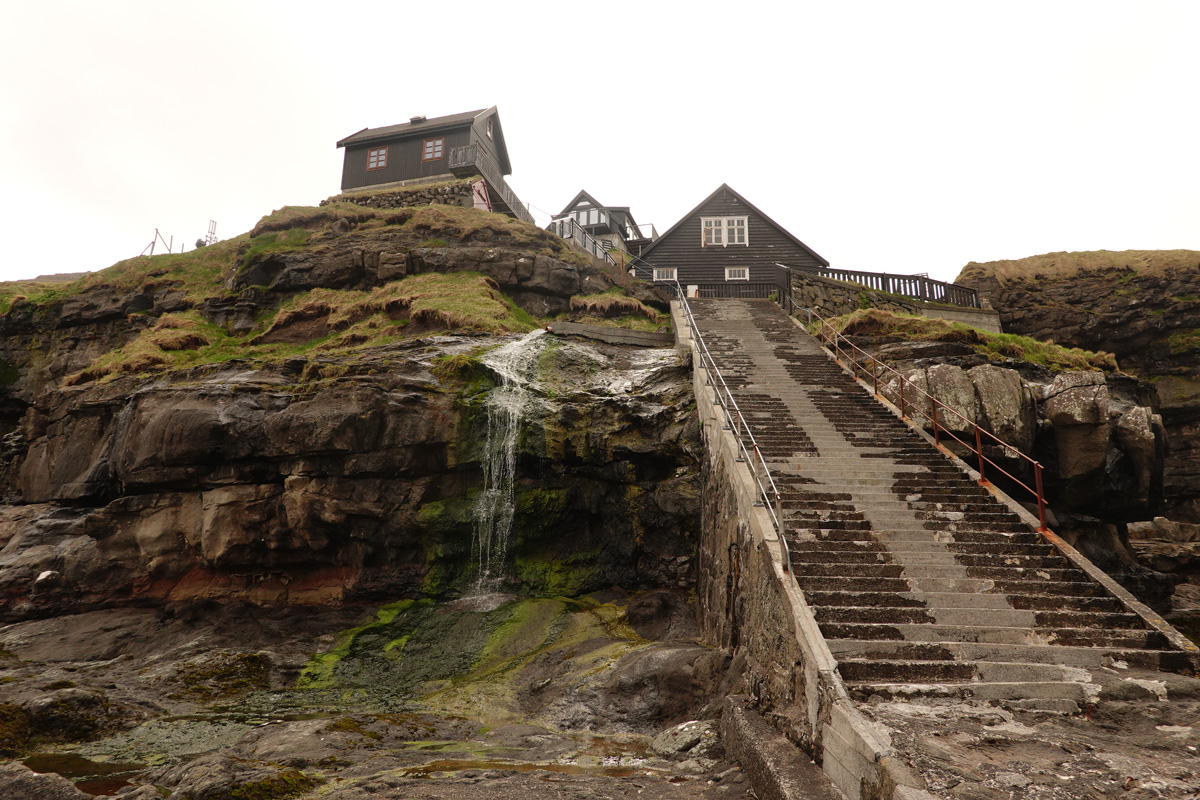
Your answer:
956,250 -> 1200,520
0,335 -> 699,621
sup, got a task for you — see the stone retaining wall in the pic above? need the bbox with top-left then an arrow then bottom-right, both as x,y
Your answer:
321,181 -> 475,210
792,271 -> 1003,333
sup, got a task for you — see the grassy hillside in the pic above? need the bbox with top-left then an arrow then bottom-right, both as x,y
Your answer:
828,308 -> 1118,372
957,249 -> 1200,286
0,198 -> 669,387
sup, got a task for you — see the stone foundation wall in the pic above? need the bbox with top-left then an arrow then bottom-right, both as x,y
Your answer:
321,181 -> 475,210
791,272 -> 1002,333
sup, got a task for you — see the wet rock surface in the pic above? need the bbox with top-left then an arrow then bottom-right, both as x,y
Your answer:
0,592 -> 755,799
862,665 -> 1200,799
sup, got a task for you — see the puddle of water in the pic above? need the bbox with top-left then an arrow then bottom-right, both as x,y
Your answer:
401,759 -> 644,779
24,753 -> 144,797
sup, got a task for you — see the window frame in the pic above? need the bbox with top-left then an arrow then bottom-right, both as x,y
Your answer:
366,146 -> 388,171
701,216 -> 749,247
486,117 -> 494,141
724,267 -> 749,281
652,267 -> 677,282
422,137 -> 445,162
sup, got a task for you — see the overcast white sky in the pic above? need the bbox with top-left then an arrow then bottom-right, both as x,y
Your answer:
1,1 -> 1195,285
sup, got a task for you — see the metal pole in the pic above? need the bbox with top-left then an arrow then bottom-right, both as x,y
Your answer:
975,426 -> 987,482
1035,464 -> 1048,531
932,401 -> 940,444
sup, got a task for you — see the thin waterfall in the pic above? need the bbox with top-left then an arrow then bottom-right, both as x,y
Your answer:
471,329 -> 548,592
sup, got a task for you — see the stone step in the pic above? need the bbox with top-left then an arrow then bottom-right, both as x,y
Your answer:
810,605 -> 1141,630
826,639 -> 1192,671
802,590 -> 1125,613
790,540 -> 1056,558
794,529 -> 1045,545
845,680 -> 1091,706
816,621 -> 1167,649
837,657 -> 1087,684
792,575 -> 1111,596
789,562 -> 1088,582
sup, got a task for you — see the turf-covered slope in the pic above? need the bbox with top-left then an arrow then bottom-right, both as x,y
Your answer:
0,202 -> 695,621
957,250 -> 1200,521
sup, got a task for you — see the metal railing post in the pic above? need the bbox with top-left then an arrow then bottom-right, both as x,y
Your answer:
1035,464 -> 1048,531
975,425 -> 987,483
931,400 -> 940,444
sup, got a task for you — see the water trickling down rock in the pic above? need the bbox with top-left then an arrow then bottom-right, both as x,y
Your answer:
472,329 -> 548,591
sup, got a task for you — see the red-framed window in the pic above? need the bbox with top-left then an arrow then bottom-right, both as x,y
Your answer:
422,138 -> 444,161
367,147 -> 388,170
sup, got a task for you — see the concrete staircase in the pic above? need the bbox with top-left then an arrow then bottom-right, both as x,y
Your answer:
689,298 -> 1194,710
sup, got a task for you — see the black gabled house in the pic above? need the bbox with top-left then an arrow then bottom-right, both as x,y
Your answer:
637,184 -> 828,296
335,107 -> 532,223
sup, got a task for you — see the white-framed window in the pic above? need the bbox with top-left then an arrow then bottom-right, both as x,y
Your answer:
701,216 -> 749,247
653,268 -> 677,282
725,267 -> 749,281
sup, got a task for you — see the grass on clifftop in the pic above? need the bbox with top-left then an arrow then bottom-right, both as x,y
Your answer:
0,198 -> 590,318
829,308 -> 1118,371
0,237 -> 242,314
956,249 -> 1200,286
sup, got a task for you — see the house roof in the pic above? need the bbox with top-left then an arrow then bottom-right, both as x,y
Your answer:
638,183 -> 829,266
337,107 -> 512,175
554,190 -> 644,232
555,189 -> 605,217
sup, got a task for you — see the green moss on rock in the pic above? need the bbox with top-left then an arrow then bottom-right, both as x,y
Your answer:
229,768 -> 322,800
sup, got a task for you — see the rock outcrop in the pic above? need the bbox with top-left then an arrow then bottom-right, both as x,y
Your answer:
957,249 -> 1200,520
843,332 -> 1173,605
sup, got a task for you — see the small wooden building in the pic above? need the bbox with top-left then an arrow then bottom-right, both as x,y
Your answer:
336,107 -> 532,222
638,184 -> 828,297
547,190 -> 658,258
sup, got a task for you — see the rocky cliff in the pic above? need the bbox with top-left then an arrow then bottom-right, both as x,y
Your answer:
956,250 -> 1200,520
0,194 -> 757,799
0,194 -> 695,621
955,250 -> 1200,624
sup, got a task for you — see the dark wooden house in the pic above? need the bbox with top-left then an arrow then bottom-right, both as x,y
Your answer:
637,184 -> 828,297
336,107 -> 532,223
547,190 -> 658,258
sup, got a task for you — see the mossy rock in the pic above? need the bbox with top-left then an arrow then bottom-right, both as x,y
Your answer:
230,768 -> 322,800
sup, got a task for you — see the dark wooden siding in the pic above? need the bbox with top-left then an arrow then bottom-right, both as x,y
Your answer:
642,188 -> 824,284
469,114 -> 506,175
341,127 -> 472,191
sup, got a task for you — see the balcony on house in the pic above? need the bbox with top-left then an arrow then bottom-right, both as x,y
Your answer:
448,144 -> 534,224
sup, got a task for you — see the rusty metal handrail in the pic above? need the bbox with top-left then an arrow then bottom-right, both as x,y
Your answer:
672,283 -> 795,575
783,296 -> 1049,531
